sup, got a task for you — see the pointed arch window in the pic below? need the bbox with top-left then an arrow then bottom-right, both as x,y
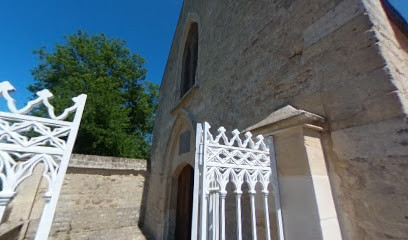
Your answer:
180,22 -> 198,98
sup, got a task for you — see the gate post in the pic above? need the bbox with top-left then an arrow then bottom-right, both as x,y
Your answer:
268,137 -> 285,240
246,105 -> 343,240
191,123 -> 202,240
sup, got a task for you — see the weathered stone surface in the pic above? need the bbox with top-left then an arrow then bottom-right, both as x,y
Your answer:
331,118 -> 408,160
363,0 -> 408,115
144,0 -> 408,239
0,154 -> 149,240
69,153 -> 147,170
304,0 -> 364,47
48,155 -> 148,240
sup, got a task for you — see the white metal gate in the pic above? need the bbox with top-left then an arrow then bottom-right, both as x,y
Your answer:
191,122 -> 284,240
0,81 -> 86,240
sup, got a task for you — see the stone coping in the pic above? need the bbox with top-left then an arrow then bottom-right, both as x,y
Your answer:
69,154 -> 147,171
244,105 -> 325,135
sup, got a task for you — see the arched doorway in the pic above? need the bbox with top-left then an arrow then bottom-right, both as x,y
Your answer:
160,109 -> 196,239
175,164 -> 194,240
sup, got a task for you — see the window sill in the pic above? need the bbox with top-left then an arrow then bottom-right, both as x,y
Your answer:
171,84 -> 199,115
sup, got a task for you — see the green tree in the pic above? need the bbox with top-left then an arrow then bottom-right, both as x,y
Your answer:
29,30 -> 159,159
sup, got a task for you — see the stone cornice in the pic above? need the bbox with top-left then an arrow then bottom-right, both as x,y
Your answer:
244,105 -> 325,136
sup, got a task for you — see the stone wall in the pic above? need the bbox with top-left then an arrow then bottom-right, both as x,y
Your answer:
48,154 -> 148,240
143,0 -> 408,239
0,154 -> 149,240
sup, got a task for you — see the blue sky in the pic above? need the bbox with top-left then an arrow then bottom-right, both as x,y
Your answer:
0,0 -> 407,111
0,0 -> 183,109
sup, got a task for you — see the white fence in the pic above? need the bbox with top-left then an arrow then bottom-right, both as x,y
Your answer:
191,122 -> 284,240
0,81 -> 86,240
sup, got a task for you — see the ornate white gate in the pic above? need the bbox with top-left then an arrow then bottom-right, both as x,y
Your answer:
191,122 -> 284,240
0,81 -> 86,240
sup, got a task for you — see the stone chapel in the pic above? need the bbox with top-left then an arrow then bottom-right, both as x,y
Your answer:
142,0 -> 408,239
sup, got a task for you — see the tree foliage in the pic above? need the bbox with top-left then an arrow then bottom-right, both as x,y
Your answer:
29,30 -> 159,159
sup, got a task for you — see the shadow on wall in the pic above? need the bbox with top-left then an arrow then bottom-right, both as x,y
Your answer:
0,223 -> 22,240
138,156 -> 152,239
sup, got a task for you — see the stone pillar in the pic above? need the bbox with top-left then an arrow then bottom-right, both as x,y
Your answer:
246,105 -> 342,240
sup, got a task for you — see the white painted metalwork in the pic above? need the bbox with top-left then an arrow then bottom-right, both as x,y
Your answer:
0,81 -> 86,240
191,122 -> 284,240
